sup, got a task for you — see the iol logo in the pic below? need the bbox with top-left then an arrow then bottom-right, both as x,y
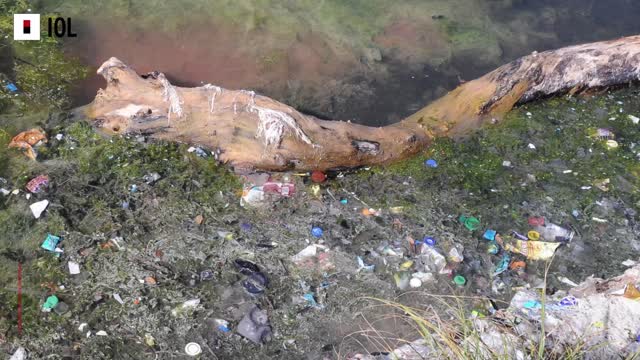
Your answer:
13,14 -> 77,41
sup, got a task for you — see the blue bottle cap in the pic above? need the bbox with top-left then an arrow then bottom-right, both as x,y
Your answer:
425,159 -> 438,168
340,198 -> 348,204
311,226 -> 323,238
423,236 -> 436,246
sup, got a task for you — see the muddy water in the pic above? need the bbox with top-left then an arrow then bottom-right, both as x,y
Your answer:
50,0 -> 640,125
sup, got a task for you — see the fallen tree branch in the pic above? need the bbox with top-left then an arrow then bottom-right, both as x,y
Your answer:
83,35 -> 640,171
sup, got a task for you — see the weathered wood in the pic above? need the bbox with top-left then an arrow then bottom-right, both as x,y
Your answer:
84,35 -> 640,171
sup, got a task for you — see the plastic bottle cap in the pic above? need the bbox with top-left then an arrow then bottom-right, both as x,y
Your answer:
311,227 -> 323,238
185,342 -> 202,356
340,198 -> 348,204
311,171 -> 327,183
453,275 -> 466,286
527,231 -> 540,241
425,159 -> 438,168
462,216 -> 480,231
409,278 -> 422,288
423,236 -> 436,246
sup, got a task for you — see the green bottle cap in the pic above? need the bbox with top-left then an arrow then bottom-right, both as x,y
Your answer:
454,275 -> 466,286
464,217 -> 480,231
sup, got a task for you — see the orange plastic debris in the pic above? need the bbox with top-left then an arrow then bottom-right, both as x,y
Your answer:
144,276 -> 157,285
8,129 -> 47,160
509,260 -> 526,271
361,208 -> 380,217
624,283 -> 640,300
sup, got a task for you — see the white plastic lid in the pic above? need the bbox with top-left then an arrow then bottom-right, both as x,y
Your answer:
185,342 -> 202,356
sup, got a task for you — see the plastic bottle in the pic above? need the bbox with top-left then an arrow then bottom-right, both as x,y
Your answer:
533,222 -> 574,242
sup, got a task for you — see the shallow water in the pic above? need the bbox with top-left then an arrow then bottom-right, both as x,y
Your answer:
49,1 -> 640,124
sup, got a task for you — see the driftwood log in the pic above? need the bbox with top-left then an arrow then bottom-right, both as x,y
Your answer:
83,35 -> 640,171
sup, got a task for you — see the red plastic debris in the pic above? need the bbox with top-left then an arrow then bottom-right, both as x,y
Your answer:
528,216 -> 545,226
310,171 -> 326,183
26,174 -> 49,193
262,181 -> 296,197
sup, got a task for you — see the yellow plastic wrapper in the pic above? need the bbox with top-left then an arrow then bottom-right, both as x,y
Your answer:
503,239 -> 560,260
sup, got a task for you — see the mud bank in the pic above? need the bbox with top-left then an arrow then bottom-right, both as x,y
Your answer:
2,87 -> 640,358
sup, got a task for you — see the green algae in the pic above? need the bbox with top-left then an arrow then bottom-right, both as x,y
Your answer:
0,1 -> 87,113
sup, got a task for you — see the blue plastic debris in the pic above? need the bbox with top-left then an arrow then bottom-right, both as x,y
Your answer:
214,319 -> 231,333
424,159 -> 438,168
487,242 -> 499,255
41,234 -> 61,252
5,83 -> 18,92
483,229 -> 497,241
311,226 -> 323,238
559,296 -> 577,306
493,253 -> 510,276
356,256 -> 375,272
512,231 -> 529,241
523,300 -> 542,309
340,198 -> 348,205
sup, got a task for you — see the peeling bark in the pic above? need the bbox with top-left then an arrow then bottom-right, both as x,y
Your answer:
83,35 -> 640,171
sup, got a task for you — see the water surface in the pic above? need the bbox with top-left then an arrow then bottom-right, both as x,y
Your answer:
47,0 -> 640,125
